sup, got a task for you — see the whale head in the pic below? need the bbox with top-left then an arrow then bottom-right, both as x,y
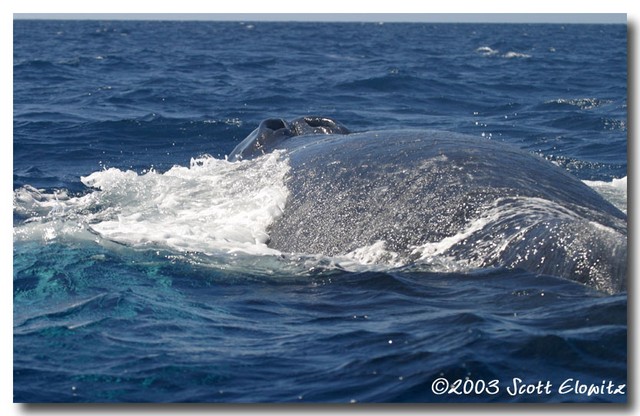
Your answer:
228,116 -> 350,161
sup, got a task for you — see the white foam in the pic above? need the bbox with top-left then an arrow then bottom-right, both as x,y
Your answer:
341,240 -> 402,269
409,196 -> 590,272
13,152 -> 291,256
546,97 -> 612,110
583,176 -> 627,213
476,46 -> 499,56
503,51 -> 531,59
410,216 -> 491,260
329,196 -> 604,274
476,47 -> 530,59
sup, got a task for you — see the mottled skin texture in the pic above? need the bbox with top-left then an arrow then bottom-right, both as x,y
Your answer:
229,117 -> 627,293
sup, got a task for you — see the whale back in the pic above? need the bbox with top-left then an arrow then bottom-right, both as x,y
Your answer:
228,118 -> 627,293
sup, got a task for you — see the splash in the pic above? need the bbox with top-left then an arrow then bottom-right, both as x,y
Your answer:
584,176 -> 627,213
13,152 -> 290,256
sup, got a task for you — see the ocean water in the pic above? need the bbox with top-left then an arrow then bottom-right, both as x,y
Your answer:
13,20 -> 627,403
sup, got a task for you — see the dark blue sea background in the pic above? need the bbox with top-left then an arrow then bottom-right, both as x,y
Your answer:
13,20 -> 627,403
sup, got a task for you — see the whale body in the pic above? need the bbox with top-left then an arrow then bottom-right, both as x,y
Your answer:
229,117 -> 627,293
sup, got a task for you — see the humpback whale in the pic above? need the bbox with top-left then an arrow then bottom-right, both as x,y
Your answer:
229,116 -> 627,293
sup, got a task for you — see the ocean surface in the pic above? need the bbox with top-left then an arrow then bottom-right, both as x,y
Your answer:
13,20 -> 627,403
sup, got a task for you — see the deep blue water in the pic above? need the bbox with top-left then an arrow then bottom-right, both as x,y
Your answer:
13,20 -> 627,403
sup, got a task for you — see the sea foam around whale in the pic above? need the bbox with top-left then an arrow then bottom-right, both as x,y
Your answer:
13,151 -> 627,273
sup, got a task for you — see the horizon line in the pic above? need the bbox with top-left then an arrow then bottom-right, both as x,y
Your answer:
13,13 -> 627,24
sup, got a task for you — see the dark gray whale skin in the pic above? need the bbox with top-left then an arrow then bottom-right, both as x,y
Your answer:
229,117 -> 627,293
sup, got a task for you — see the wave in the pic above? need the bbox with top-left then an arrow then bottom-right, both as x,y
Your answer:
336,74 -> 428,92
544,97 -> 613,110
14,59 -> 58,70
475,46 -> 499,56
